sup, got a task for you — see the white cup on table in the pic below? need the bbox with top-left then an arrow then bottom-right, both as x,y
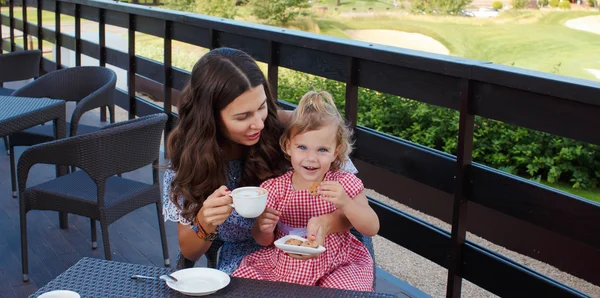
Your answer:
37,290 -> 80,298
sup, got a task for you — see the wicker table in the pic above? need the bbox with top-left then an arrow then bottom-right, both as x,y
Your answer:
29,257 -> 397,297
1,95 -> 68,227
0,96 -> 66,139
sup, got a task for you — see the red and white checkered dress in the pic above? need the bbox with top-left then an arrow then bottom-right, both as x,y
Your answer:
231,170 -> 374,291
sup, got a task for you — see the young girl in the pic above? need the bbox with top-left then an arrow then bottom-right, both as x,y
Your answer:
231,91 -> 380,291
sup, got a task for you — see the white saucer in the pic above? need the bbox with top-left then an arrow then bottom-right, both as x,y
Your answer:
274,235 -> 326,256
166,268 -> 230,296
37,290 -> 80,298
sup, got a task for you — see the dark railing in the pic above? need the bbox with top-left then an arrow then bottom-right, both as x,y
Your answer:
2,0 -> 599,297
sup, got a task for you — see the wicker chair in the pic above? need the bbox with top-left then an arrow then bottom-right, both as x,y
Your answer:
176,239 -> 223,270
17,113 -> 170,282
0,50 -> 42,155
8,66 -> 117,198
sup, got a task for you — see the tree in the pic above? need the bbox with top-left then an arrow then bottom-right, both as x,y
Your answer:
196,0 -> 238,19
411,0 -> 472,14
512,0 -> 529,8
251,0 -> 311,25
164,0 -> 196,11
164,0 -> 238,19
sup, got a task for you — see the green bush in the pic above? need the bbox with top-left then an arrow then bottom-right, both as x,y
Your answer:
512,0 -> 529,9
163,0 -> 196,11
538,0 -> 549,6
410,0 -> 473,14
589,0 -> 597,7
251,0 -> 311,25
558,0 -> 571,8
549,0 -> 559,7
278,70 -> 600,189
492,1 -> 504,9
163,0 -> 238,18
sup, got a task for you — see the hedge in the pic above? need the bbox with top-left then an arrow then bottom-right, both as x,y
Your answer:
278,70 -> 600,189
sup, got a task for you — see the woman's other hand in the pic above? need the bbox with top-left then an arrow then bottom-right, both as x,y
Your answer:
257,208 -> 280,233
196,185 -> 233,231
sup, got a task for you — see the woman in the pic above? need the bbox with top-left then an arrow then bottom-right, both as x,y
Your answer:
162,47 -> 374,274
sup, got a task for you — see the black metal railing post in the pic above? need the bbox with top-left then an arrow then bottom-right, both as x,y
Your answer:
345,57 -> 358,128
74,3 -> 81,66
0,8 -> 2,53
37,0 -> 42,56
99,8 -> 107,122
446,78 -> 475,298
54,1 -> 61,70
208,28 -> 218,50
163,19 -> 172,158
127,13 -> 136,119
268,41 -> 279,100
21,0 -> 27,50
9,0 -> 14,52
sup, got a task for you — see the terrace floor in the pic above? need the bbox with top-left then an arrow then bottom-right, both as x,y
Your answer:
0,100 -> 427,298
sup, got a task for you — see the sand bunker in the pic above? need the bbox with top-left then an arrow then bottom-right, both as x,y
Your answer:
585,68 -> 600,80
565,15 -> 600,35
345,29 -> 450,55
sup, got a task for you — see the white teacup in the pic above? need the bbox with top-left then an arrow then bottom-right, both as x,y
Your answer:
228,186 -> 268,218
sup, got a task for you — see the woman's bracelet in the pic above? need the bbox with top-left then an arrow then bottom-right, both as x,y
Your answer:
191,217 -> 218,242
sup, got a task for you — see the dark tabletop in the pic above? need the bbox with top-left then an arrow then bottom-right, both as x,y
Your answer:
0,95 -> 65,137
29,257 -> 397,298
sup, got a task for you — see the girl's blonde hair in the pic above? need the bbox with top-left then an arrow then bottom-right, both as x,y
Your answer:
280,91 -> 353,171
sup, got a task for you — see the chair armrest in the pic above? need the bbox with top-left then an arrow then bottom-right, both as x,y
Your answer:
70,75 -> 117,135
100,112 -> 167,131
17,134 -> 97,194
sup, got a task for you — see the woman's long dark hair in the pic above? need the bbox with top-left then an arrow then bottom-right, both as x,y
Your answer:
166,48 -> 288,222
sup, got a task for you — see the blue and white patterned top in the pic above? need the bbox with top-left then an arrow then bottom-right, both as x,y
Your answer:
162,160 -> 263,274
162,159 -> 371,274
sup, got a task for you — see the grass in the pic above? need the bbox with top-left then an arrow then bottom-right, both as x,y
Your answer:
316,10 -> 600,81
0,7 -> 74,25
541,181 -> 600,204
311,0 -> 404,12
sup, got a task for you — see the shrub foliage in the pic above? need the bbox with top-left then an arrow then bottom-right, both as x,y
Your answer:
278,70 -> 600,189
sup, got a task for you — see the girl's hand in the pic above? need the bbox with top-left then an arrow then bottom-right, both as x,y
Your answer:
318,181 -> 352,210
196,186 -> 233,231
287,216 -> 326,260
256,208 -> 280,234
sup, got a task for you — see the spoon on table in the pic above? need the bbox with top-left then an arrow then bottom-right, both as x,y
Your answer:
131,274 -> 178,283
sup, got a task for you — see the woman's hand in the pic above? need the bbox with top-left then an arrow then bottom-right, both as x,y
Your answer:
257,208 -> 280,234
318,181 -> 353,210
287,216 -> 327,260
196,186 -> 233,232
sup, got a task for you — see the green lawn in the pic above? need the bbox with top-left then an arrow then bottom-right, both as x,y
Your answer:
541,181 -> 600,204
312,0 -> 402,12
0,7 -> 74,24
317,10 -> 600,81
